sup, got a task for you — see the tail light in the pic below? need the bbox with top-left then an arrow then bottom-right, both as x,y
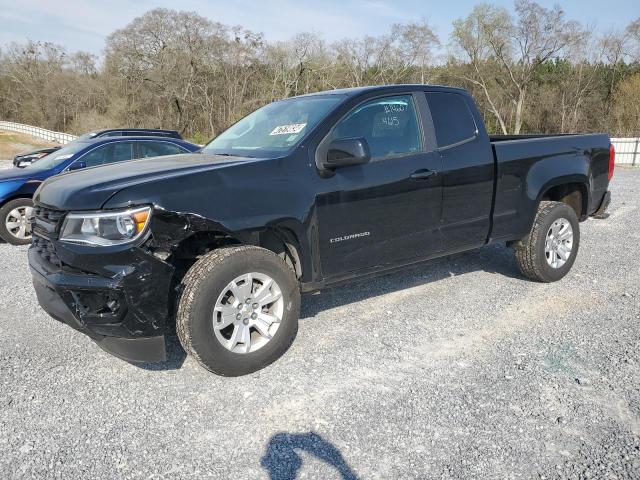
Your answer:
608,143 -> 615,181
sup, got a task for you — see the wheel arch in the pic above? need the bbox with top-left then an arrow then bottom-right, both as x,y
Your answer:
162,225 -> 305,335
538,180 -> 589,220
525,151 -> 591,221
163,225 -> 305,283
258,226 -> 304,280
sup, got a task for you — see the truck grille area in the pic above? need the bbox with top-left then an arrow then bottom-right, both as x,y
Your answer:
31,205 -> 67,268
32,205 -> 66,238
33,205 -> 66,223
31,235 -> 62,268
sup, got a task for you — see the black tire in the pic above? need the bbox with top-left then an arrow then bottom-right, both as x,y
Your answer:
514,201 -> 580,282
0,198 -> 34,245
176,245 -> 300,376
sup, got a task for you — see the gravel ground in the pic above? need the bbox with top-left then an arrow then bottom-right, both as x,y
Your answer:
0,162 -> 639,479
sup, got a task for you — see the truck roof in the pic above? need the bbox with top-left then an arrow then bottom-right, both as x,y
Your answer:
295,84 -> 468,98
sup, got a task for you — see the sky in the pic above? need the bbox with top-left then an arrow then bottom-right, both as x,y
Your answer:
0,0 -> 638,57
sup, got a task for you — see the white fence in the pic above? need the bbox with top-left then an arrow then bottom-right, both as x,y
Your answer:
0,121 -> 77,144
611,138 -> 639,166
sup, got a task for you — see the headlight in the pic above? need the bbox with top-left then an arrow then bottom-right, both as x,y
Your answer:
59,207 -> 151,246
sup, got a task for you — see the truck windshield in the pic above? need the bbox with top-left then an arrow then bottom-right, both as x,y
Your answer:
202,95 -> 343,158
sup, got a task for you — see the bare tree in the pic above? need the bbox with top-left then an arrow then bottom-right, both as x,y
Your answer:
333,36 -> 378,87
452,1 -> 584,134
626,18 -> 640,61
264,32 -> 332,99
0,5 -> 637,140
391,21 -> 440,84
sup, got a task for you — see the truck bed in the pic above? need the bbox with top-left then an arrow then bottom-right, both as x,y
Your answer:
488,133 -> 611,242
489,134 -> 584,142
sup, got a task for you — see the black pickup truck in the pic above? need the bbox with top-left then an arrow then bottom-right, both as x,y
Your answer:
29,85 -> 613,376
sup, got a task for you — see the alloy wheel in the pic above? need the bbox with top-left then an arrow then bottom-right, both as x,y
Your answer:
5,206 -> 33,241
544,218 -> 573,268
212,272 -> 284,354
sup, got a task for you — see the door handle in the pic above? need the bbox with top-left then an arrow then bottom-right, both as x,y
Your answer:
410,169 -> 436,180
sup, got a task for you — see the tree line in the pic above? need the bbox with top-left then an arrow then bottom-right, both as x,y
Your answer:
1,1 -> 639,142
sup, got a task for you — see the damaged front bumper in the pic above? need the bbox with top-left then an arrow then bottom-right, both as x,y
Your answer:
28,239 -> 174,363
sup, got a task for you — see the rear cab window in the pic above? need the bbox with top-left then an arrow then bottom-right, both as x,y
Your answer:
425,92 -> 477,148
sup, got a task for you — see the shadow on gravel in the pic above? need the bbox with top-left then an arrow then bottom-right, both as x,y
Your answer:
261,432 -> 358,480
301,242 -> 521,319
132,335 -> 187,371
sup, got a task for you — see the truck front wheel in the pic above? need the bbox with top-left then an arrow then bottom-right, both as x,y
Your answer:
513,201 -> 580,282
176,246 -> 300,376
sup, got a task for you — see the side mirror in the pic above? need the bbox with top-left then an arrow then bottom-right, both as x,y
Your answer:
67,161 -> 86,171
323,138 -> 371,169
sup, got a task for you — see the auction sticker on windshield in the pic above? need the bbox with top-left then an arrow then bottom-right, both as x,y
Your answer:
270,123 -> 307,135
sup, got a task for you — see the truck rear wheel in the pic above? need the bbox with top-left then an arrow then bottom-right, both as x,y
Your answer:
513,201 -> 580,282
176,245 -> 300,376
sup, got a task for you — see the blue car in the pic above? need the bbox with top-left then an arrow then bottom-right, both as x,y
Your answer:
0,136 -> 199,245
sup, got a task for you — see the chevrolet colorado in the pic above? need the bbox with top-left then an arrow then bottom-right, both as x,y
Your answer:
29,85 -> 613,376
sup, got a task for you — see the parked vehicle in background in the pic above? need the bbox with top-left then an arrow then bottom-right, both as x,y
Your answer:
75,128 -> 182,140
12,128 -> 183,168
0,136 -> 199,245
29,85 -> 613,376
13,147 -> 61,168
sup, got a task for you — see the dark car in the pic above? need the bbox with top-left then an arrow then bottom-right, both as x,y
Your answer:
0,136 -> 199,245
13,128 -> 183,168
30,84 -> 613,375
13,147 -> 61,168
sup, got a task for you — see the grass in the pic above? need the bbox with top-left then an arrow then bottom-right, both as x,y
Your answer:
0,130 -> 58,160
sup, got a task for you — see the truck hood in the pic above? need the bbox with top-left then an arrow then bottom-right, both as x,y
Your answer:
34,153 -> 250,210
